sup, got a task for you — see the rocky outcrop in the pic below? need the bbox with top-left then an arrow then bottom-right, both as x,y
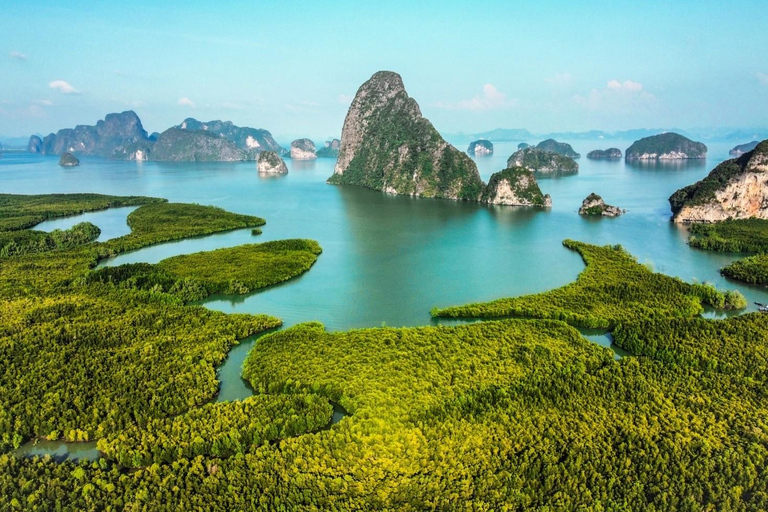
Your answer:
507,147 -> 578,173
481,167 -> 551,207
578,193 -> 623,216
58,152 -> 79,167
467,139 -> 493,156
40,111 -> 149,158
537,139 -> 580,158
328,71 -> 484,201
176,118 -> 284,157
290,139 -> 317,160
317,139 -> 341,158
730,141 -> 759,157
669,140 -> 768,223
587,148 -> 622,159
148,128 -> 245,162
257,151 -> 288,174
518,142 -> 531,150
626,133 -> 707,160
27,135 -> 42,153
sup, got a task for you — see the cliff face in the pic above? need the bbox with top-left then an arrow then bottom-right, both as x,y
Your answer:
149,128 -> 245,162
58,153 -> 80,167
257,151 -> 288,174
578,193 -> 623,216
328,71 -> 484,201
317,139 -> 341,158
40,111 -> 149,158
670,140 -> 768,223
467,139 -> 493,156
507,148 -> 578,173
537,139 -> 580,158
481,167 -> 551,207
290,139 -> 317,160
27,135 -> 43,153
626,133 -> 707,160
176,118 -> 284,156
587,148 -> 622,159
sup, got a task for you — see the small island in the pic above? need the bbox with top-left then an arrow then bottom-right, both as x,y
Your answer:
517,142 -> 531,150
257,151 -> 288,174
537,139 -> 580,159
316,139 -> 341,158
467,139 -> 493,156
58,152 -> 80,167
730,141 -> 759,157
625,132 -> 707,160
587,148 -> 622,159
290,139 -> 317,160
481,167 -> 552,207
578,193 -> 624,217
507,147 -> 578,173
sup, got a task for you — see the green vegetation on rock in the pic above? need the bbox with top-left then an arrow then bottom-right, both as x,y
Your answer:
536,139 -> 580,158
688,218 -> 768,253
481,167 -> 551,207
626,132 -> 707,160
507,147 -> 578,173
433,240 -> 742,328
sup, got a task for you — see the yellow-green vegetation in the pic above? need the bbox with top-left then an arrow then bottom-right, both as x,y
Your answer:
688,218 -> 768,253
433,239 -> 744,328
722,254 -> 768,285
98,394 -> 332,467
4,317 -> 768,509
0,222 -> 100,257
0,193 -> 164,231
88,239 -> 322,301
0,197 -> 282,452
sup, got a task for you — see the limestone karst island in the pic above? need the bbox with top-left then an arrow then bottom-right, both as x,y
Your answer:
1,2 -> 768,510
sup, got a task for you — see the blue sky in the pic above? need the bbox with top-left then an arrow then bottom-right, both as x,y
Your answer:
2,0 -> 767,140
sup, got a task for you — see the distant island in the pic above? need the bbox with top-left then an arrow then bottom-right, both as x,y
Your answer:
578,193 -> 623,216
27,112 -> 284,162
537,139 -> 580,159
518,142 -> 531,150
507,147 -> 578,173
316,139 -> 341,158
669,140 -> 767,223
625,133 -> 707,160
467,140 -> 493,156
58,152 -> 79,167
290,139 -> 317,160
587,148 -> 622,159
730,141 -> 759,157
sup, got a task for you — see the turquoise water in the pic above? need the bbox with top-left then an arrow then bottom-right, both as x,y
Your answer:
4,140 -> 765,460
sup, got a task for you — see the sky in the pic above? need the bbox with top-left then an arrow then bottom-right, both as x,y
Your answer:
2,0 -> 767,141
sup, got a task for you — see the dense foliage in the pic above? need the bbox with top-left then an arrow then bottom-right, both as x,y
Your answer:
0,222 -> 100,257
0,193 -> 163,231
481,167 -> 550,206
722,254 -> 768,285
89,239 -> 322,301
625,132 -> 707,160
687,218 -> 768,253
507,147 -> 578,172
433,240 -> 744,328
98,394 -> 332,466
536,138 -> 580,158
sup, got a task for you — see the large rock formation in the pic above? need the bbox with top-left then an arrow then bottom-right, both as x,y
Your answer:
537,139 -> 580,158
317,139 -> 341,158
669,140 -> 768,223
467,139 -> 493,156
58,152 -> 79,167
290,139 -> 317,160
328,71 -> 484,201
27,135 -> 42,153
626,133 -> 707,160
587,148 -> 622,159
257,151 -> 288,174
39,111 -> 149,158
481,167 -> 551,207
507,147 -> 578,173
176,118 -> 284,156
148,128 -> 245,162
578,193 -> 623,217
730,141 -> 759,157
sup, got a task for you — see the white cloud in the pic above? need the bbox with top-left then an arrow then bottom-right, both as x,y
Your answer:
9,51 -> 27,60
574,79 -> 656,113
49,80 -> 80,94
338,94 -> 352,105
34,99 -> 53,106
435,84 -> 517,111
757,72 -> 768,86
177,97 -> 196,108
